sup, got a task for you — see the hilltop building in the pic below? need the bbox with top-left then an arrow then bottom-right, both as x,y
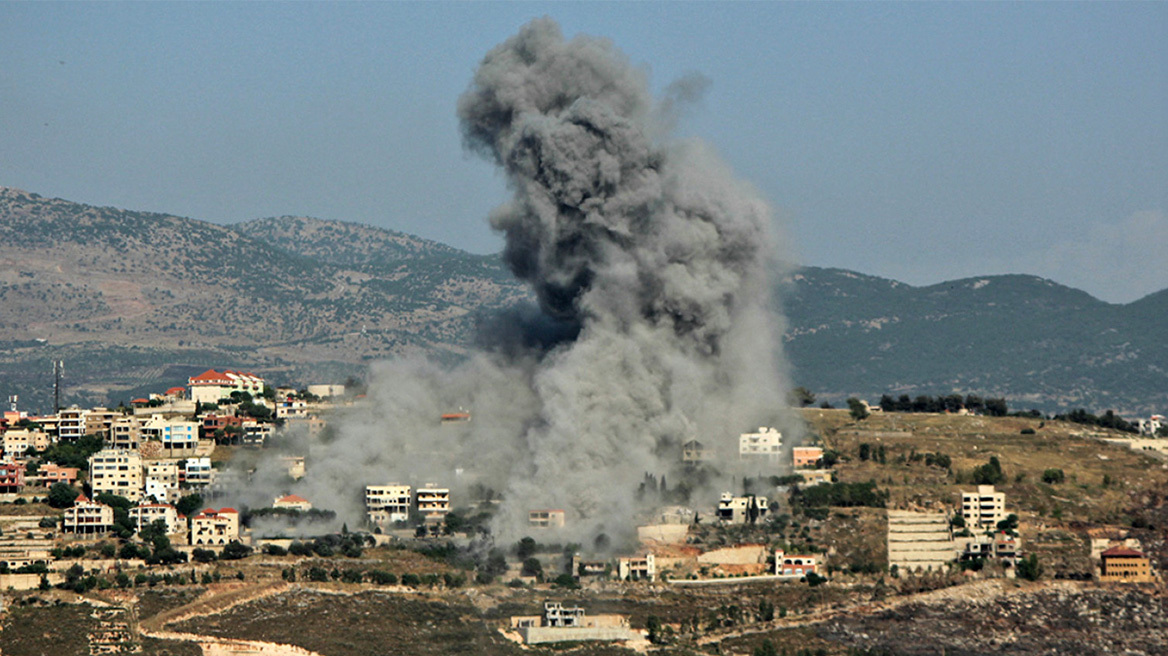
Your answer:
366,484 -> 411,526
716,492 -> 769,524
187,369 -> 266,404
739,427 -> 782,462
89,449 -> 143,502
961,485 -> 1007,529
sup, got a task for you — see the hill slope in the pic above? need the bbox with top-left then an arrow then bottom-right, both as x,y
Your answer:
0,187 -> 1162,415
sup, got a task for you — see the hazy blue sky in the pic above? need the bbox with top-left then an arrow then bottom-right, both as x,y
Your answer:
2,2 -> 1164,303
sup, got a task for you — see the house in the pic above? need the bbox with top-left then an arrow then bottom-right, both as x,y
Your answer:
129,503 -> 181,534
274,494 -> 312,512
798,470 -> 833,486
739,427 -> 782,462
57,407 -> 86,442
88,449 -> 143,502
510,603 -> 637,645
83,408 -> 117,438
1,428 -> 49,457
240,420 -> 272,447
1100,546 -> 1154,583
961,485 -> 1007,529
365,484 -> 411,526
617,553 -> 656,581
140,415 -> 199,455
274,397 -> 308,420
0,460 -> 25,493
792,446 -> 824,468
63,494 -> 114,534
529,509 -> 566,529
202,413 -> 244,438
109,416 -> 142,450
774,549 -> 819,578
417,485 -> 450,523
188,369 -> 266,404
280,456 -> 306,480
307,384 -> 345,399
190,508 -> 240,547
716,492 -> 769,524
163,387 -> 186,401
681,439 -> 712,463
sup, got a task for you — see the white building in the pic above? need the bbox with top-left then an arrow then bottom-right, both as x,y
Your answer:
416,484 -> 450,523
184,457 -> 214,488
716,492 -> 769,524
774,549 -> 820,578
961,485 -> 1007,529
63,494 -> 114,534
274,494 -> 312,512
188,369 -> 266,404
1,428 -> 49,457
89,448 -> 143,502
739,427 -> 782,462
129,503 -> 181,535
366,484 -> 411,526
617,554 -> 656,581
140,415 -> 199,455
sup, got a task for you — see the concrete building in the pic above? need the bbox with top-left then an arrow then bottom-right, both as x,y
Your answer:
1,428 -> 49,457
129,503 -> 181,534
681,439 -> 712,463
89,449 -> 143,502
529,509 -> 566,529
416,485 -> 450,523
190,508 -> 240,547
739,427 -> 782,462
35,463 -> 78,486
798,470 -> 833,486
716,493 -> 769,524
63,494 -> 114,535
792,446 -> 824,469
240,420 -> 272,447
274,398 -> 308,420
307,384 -> 345,398
280,456 -> 306,480
0,460 -> 25,493
365,484 -> 411,526
188,369 -> 266,404
109,416 -> 142,451
83,408 -> 117,438
511,603 -> 638,645
183,457 -> 214,488
962,485 -> 1007,529
958,531 -> 1021,567
57,407 -> 86,442
774,549 -> 820,578
887,510 -> 956,572
1100,546 -> 1154,583
140,415 -> 199,456
617,554 -> 656,581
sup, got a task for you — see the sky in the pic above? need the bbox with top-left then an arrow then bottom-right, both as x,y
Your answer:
1,2 -> 1164,303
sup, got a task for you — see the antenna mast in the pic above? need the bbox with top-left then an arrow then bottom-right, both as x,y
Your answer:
52,360 -> 64,414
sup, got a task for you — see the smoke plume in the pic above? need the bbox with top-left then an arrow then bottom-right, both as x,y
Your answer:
234,18 -> 797,546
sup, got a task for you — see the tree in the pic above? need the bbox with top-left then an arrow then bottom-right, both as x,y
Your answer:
176,493 -> 204,518
48,482 -> 79,509
754,639 -> 779,656
1042,468 -> 1065,484
516,536 -> 537,559
191,548 -> 218,563
521,557 -> 543,578
859,443 -> 871,461
1017,553 -> 1042,581
791,387 -> 816,407
646,615 -> 663,644
971,456 -> 1005,485
996,514 -> 1019,534
847,397 -> 869,421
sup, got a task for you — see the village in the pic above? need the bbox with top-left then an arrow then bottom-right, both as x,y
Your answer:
0,369 -> 1164,653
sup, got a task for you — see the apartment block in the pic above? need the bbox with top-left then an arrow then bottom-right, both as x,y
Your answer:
739,427 -> 782,462
416,485 -> 450,523
183,457 -> 214,488
129,503 -> 181,534
716,492 -> 769,524
529,509 -> 567,529
89,449 -> 143,502
366,484 -> 411,526
63,495 -> 114,534
190,508 -> 240,547
961,485 -> 1007,529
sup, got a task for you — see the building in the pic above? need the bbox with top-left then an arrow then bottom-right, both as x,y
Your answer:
798,470 -> 833,486
280,456 -> 306,480
184,457 -> 214,488
511,603 -> 638,645
274,398 -> 308,420
774,549 -> 819,578
961,485 -> 1007,529
681,439 -> 712,463
739,427 -> 782,462
716,493 -> 769,524
416,485 -> 450,523
617,554 -> 656,581
1,428 -> 49,457
109,416 -> 142,451
366,484 -> 411,526
0,460 -> 25,493
188,369 -> 266,404
35,463 -> 79,486
57,407 -> 86,442
190,508 -> 240,547
89,449 -> 143,502
1100,546 -> 1154,583
63,494 -> 114,534
140,415 -> 199,455
129,503 -> 181,534
240,420 -> 272,447
274,494 -> 312,512
83,408 -> 117,438
529,509 -> 567,529
307,384 -> 345,398
792,446 -> 824,469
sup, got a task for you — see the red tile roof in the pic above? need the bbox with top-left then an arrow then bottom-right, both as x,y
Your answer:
277,494 -> 309,503
1101,546 -> 1146,558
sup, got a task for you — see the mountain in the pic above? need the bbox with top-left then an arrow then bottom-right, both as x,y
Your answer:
0,187 -> 1163,415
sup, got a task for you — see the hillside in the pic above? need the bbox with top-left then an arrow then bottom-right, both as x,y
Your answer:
0,186 -> 1163,415
782,268 -> 1168,415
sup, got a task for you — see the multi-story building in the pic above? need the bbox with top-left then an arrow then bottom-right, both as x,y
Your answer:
241,420 -> 272,447
366,484 -> 411,526
274,397 -> 309,420
716,492 -> 769,524
140,415 -> 199,455
0,460 -> 25,493
36,463 -> 79,486
774,549 -> 819,578
416,485 -> 450,523
792,446 -> 824,468
961,485 -> 1007,530
89,449 -> 143,502
681,439 -> 712,463
188,369 -> 266,404
280,456 -> 306,480
1100,546 -> 1155,583
83,408 -> 118,438
57,407 -> 86,442
617,554 -> 656,581
1,428 -> 49,457
109,416 -> 142,451
183,457 -> 214,488
63,494 -> 114,534
739,427 -> 782,462
529,509 -> 567,528
129,503 -> 181,534
144,461 -> 180,502
190,508 -> 239,547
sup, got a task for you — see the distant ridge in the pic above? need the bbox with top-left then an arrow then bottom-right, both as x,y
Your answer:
0,187 -> 1163,415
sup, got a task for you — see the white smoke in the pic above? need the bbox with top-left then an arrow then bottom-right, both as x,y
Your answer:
232,18 -> 799,546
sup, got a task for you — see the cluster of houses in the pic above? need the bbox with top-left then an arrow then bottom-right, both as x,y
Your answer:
364,483 -> 451,530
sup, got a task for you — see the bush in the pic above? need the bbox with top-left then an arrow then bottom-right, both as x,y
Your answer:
368,570 -> 397,585
263,544 -> 288,556
400,573 -> 421,587
307,567 -> 329,582
1042,468 -> 1065,485
1020,428 -> 1036,435
1017,553 -> 1042,581
288,541 -> 313,557
191,548 -> 218,563
220,541 -> 252,561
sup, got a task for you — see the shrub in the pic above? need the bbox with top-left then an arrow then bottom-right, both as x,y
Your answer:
400,573 -> 421,587
191,548 -> 218,563
368,570 -> 397,585
1042,468 -> 1065,484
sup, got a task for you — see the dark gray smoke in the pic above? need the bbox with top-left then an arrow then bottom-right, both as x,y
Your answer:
232,18 -> 797,544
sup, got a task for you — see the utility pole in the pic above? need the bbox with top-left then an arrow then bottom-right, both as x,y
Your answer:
52,359 -> 64,414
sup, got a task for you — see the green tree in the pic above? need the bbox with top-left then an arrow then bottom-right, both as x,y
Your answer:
516,536 -> 537,559
176,493 -> 204,518
847,397 -> 870,421
646,615 -> 663,644
1017,553 -> 1042,581
791,387 -> 816,407
1042,468 -> 1065,484
47,482 -> 79,509
754,639 -> 778,656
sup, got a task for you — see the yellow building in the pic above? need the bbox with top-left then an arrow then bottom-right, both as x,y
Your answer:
1100,546 -> 1154,583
